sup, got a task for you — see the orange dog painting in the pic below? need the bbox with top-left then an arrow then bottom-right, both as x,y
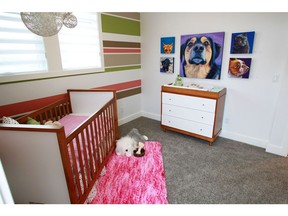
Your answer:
161,37 -> 175,54
163,43 -> 173,54
228,58 -> 251,79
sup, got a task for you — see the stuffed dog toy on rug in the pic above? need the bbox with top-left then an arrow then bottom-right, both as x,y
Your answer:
115,128 -> 148,157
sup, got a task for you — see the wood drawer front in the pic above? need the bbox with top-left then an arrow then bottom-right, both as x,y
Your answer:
162,115 -> 213,138
162,92 -> 216,112
162,104 -> 215,125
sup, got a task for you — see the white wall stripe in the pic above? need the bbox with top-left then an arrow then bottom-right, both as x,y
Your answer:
102,32 -> 141,43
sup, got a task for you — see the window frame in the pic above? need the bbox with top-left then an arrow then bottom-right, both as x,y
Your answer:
0,13 -> 104,84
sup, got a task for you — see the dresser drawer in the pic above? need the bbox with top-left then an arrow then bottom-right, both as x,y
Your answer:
162,115 -> 213,138
162,92 -> 216,112
162,103 -> 215,125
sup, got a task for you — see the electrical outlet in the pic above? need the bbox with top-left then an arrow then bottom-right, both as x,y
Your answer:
225,118 -> 230,124
272,74 -> 280,83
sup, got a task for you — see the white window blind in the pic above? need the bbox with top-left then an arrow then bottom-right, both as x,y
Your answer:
0,12 -> 47,75
58,12 -> 102,71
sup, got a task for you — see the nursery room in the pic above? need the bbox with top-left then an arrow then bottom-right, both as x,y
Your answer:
1,3 -> 288,209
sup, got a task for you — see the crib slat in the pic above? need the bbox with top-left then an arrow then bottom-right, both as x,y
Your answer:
89,123 -> 98,174
100,113 -> 107,159
75,135 -> 87,196
103,108 -> 109,150
92,118 -> 101,170
103,111 -> 110,157
96,116 -> 105,163
69,140 -> 82,201
107,105 -> 113,149
81,129 -> 91,186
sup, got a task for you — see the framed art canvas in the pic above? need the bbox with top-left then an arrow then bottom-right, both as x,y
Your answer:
161,37 -> 175,54
180,32 -> 225,80
230,31 -> 255,54
228,58 -> 252,79
160,57 -> 174,73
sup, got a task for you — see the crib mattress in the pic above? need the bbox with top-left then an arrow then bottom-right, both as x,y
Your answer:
58,114 -> 89,136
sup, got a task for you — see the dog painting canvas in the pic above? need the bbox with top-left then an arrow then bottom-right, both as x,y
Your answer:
160,57 -> 174,73
228,58 -> 252,79
230,31 -> 255,54
180,32 -> 225,80
161,37 -> 175,54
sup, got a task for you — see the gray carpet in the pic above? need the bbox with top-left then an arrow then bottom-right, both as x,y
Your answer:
119,117 -> 288,204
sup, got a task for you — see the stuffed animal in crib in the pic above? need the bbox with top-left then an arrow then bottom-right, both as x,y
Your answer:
45,120 -> 62,127
115,128 -> 148,157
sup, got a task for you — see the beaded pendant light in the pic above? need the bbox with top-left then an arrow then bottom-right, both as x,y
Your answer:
20,12 -> 77,37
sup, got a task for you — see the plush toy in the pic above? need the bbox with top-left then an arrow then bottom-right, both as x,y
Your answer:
27,117 -> 40,125
2,116 -> 19,124
115,128 -> 148,157
45,120 -> 62,127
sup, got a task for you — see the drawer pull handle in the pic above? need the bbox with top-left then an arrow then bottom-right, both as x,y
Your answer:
201,116 -> 204,119
169,110 -> 171,112
202,104 -> 205,106
200,129 -> 202,131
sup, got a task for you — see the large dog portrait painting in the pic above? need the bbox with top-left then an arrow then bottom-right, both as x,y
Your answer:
180,32 -> 225,80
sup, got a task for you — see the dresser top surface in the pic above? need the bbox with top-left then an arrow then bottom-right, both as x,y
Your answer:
162,84 -> 226,99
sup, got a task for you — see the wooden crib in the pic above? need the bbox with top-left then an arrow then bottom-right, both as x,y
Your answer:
0,89 -> 119,204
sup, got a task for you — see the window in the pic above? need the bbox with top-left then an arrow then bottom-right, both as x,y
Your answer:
0,12 -> 103,83
0,12 -> 47,75
58,12 -> 102,71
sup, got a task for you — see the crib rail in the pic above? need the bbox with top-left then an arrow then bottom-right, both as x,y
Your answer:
16,97 -> 72,124
60,98 -> 117,204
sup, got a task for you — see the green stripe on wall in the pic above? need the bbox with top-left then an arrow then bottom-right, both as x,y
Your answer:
106,13 -> 140,21
101,14 -> 140,36
105,65 -> 141,72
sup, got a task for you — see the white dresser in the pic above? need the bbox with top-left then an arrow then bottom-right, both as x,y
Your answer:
161,84 -> 226,145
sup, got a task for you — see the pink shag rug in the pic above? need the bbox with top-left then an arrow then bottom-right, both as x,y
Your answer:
90,141 -> 168,204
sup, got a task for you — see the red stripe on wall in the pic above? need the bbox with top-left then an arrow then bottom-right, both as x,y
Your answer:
103,48 -> 141,53
95,80 -> 141,91
0,80 -> 142,117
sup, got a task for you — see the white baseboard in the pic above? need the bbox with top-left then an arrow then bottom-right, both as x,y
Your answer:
219,130 -> 268,149
118,111 -> 160,126
265,144 -> 287,157
141,111 -> 161,121
118,112 -> 142,126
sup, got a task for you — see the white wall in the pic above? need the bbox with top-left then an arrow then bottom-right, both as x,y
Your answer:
140,12 -> 288,156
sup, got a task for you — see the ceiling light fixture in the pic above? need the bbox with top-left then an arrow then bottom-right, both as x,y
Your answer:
20,12 -> 77,37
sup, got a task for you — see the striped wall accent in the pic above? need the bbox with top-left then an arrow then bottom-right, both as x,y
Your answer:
101,13 -> 141,72
0,80 -> 142,117
0,13 -> 142,117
